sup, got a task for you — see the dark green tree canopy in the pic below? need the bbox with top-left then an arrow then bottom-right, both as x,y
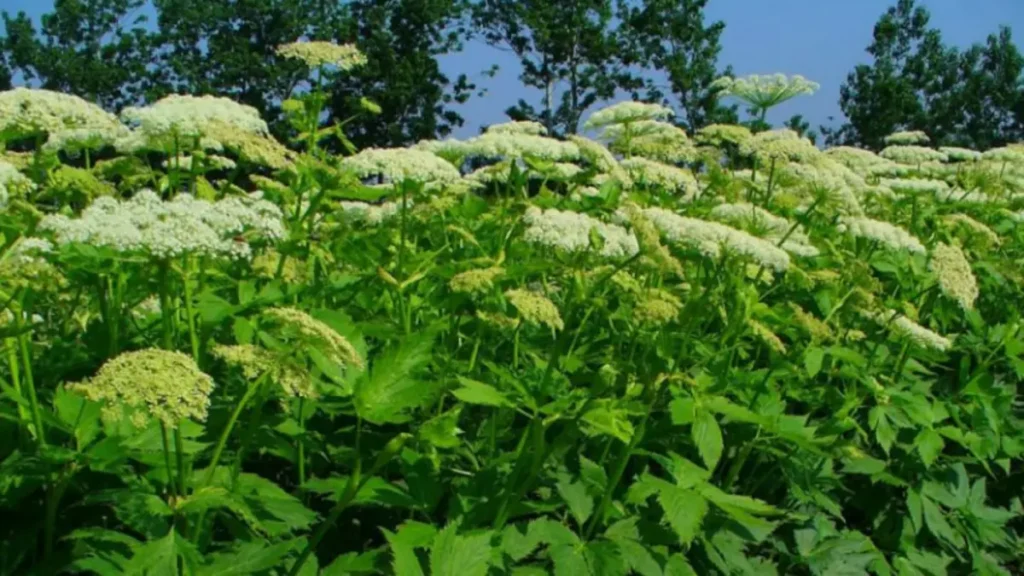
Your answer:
825,0 -> 1024,150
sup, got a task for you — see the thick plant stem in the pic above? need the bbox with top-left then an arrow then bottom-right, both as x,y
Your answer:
43,472 -> 72,561
296,398 -> 307,487
182,260 -> 201,362
6,338 -> 30,435
161,423 -> 176,497
17,322 -> 45,446
202,374 -> 269,488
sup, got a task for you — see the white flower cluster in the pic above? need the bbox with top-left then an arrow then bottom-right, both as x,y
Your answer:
412,138 -> 471,164
43,125 -> 132,154
522,206 -> 639,259
695,124 -> 753,147
276,41 -> 367,70
825,146 -> 896,176
462,132 -> 580,161
838,217 -> 926,254
710,74 -> 819,109
121,95 -> 269,144
0,160 -> 35,208
643,207 -> 791,271
939,147 -> 981,162
620,157 -> 698,198
879,145 -> 948,165
341,147 -> 460,184
38,189 -> 284,260
540,163 -> 584,180
864,309 -> 953,352
603,120 -> 696,163
583,101 -> 674,129
884,131 -> 929,145
739,129 -> 819,162
338,200 -> 408,226
879,177 -> 949,196
782,161 -> 864,216
0,88 -> 122,139
709,202 -> 818,257
485,121 -> 548,136
942,214 -> 1000,246
568,135 -> 632,188
981,147 -> 1024,163
929,243 -> 979,311
934,188 -> 991,205
162,154 -> 238,172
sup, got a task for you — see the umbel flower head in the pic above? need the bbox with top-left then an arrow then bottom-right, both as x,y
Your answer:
884,130 -> 930,145
695,123 -> 753,147
522,206 -> 639,259
643,207 -> 791,272
485,120 -> 548,136
505,288 -> 564,331
929,243 -> 979,311
212,344 -> 316,399
879,145 -> 948,165
711,74 -> 819,110
121,94 -> 269,145
341,147 -> 460,185
620,157 -> 698,197
38,189 -> 285,260
262,307 -> 363,369
583,101 -> 674,129
68,349 -> 214,428
739,129 -> 819,162
0,160 -> 36,208
450,267 -> 505,295
602,120 -> 696,163
634,288 -> 683,327
0,87 -> 123,141
276,41 -> 367,70
462,132 -> 581,161
837,217 -> 926,254
863,309 -> 953,352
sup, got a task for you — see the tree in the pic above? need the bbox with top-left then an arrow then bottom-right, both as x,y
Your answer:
326,0 -> 475,148
1,0 -> 152,109
619,0 -> 737,132
824,0 -> 1024,150
473,0 -> 638,135
151,0 -> 347,131
784,114 -> 817,145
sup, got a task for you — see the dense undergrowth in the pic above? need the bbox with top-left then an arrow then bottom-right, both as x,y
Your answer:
0,46 -> 1022,575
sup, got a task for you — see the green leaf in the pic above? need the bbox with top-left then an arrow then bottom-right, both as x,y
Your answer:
555,474 -> 594,528
429,523 -> 493,576
384,528 -> 425,576
502,524 -> 542,562
175,486 -> 264,534
322,549 -> 384,575
615,539 -> 662,576
922,497 -> 963,548
123,529 -> 200,576
916,429 -> 945,468
236,473 -> 317,536
585,540 -> 628,576
528,518 -> 579,547
355,334 -> 437,425
451,377 -> 511,407
549,544 -> 589,576
580,405 -> 635,444
419,407 -> 463,449
54,386 -> 100,448
692,409 -> 723,470
907,490 -> 924,534
198,540 -> 297,575
841,456 -> 887,475
657,484 -> 707,546
669,397 -> 696,426
804,347 -> 825,377
664,554 -> 699,576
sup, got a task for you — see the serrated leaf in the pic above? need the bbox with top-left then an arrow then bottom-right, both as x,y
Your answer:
355,334 -> 437,425
236,473 -> 316,535
452,377 -> 510,407
615,539 -> 662,576
556,474 -> 594,528
692,409 -> 723,470
922,497 -> 963,548
384,528 -> 425,576
585,540 -> 628,576
419,407 -> 463,449
527,518 -> 579,547
915,429 -> 945,468
664,554 -> 698,576
123,529 -> 200,576
502,524 -> 542,562
197,540 -> 296,575
657,484 -> 707,546
669,397 -> 695,425
549,544 -> 589,576
429,523 -> 493,576
176,486 -> 264,534
907,490 -> 923,534
322,549 -> 384,575
580,405 -> 635,444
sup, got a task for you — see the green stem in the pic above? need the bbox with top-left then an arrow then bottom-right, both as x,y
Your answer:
161,423 -> 176,497
296,397 -> 307,487
6,337 -> 29,435
175,429 -> 187,498
17,321 -> 45,446
43,471 -> 72,562
183,259 -> 200,362
202,373 -> 269,488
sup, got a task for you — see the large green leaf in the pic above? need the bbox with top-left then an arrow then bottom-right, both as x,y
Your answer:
692,409 -> 723,470
657,484 -> 707,546
428,523 -> 493,576
355,333 -> 437,425
555,473 -> 594,528
198,540 -> 297,575
122,530 -> 200,576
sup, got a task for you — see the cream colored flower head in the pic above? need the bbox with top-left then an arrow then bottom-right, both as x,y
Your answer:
634,288 -> 683,327
450,267 -> 505,295
340,147 -> 461,184
262,307 -> 364,369
213,344 -> 316,399
884,130 -> 929,145
0,88 -> 123,140
276,41 -> 367,70
485,120 -> 548,136
68,349 -> 214,428
711,74 -> 819,110
505,289 -> 564,331
584,101 -> 674,129
929,243 -> 979,311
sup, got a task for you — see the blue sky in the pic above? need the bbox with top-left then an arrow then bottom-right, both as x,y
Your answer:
4,0 -> 1023,137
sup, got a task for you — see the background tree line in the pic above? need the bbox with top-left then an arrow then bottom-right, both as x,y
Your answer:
0,0 -> 1022,151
